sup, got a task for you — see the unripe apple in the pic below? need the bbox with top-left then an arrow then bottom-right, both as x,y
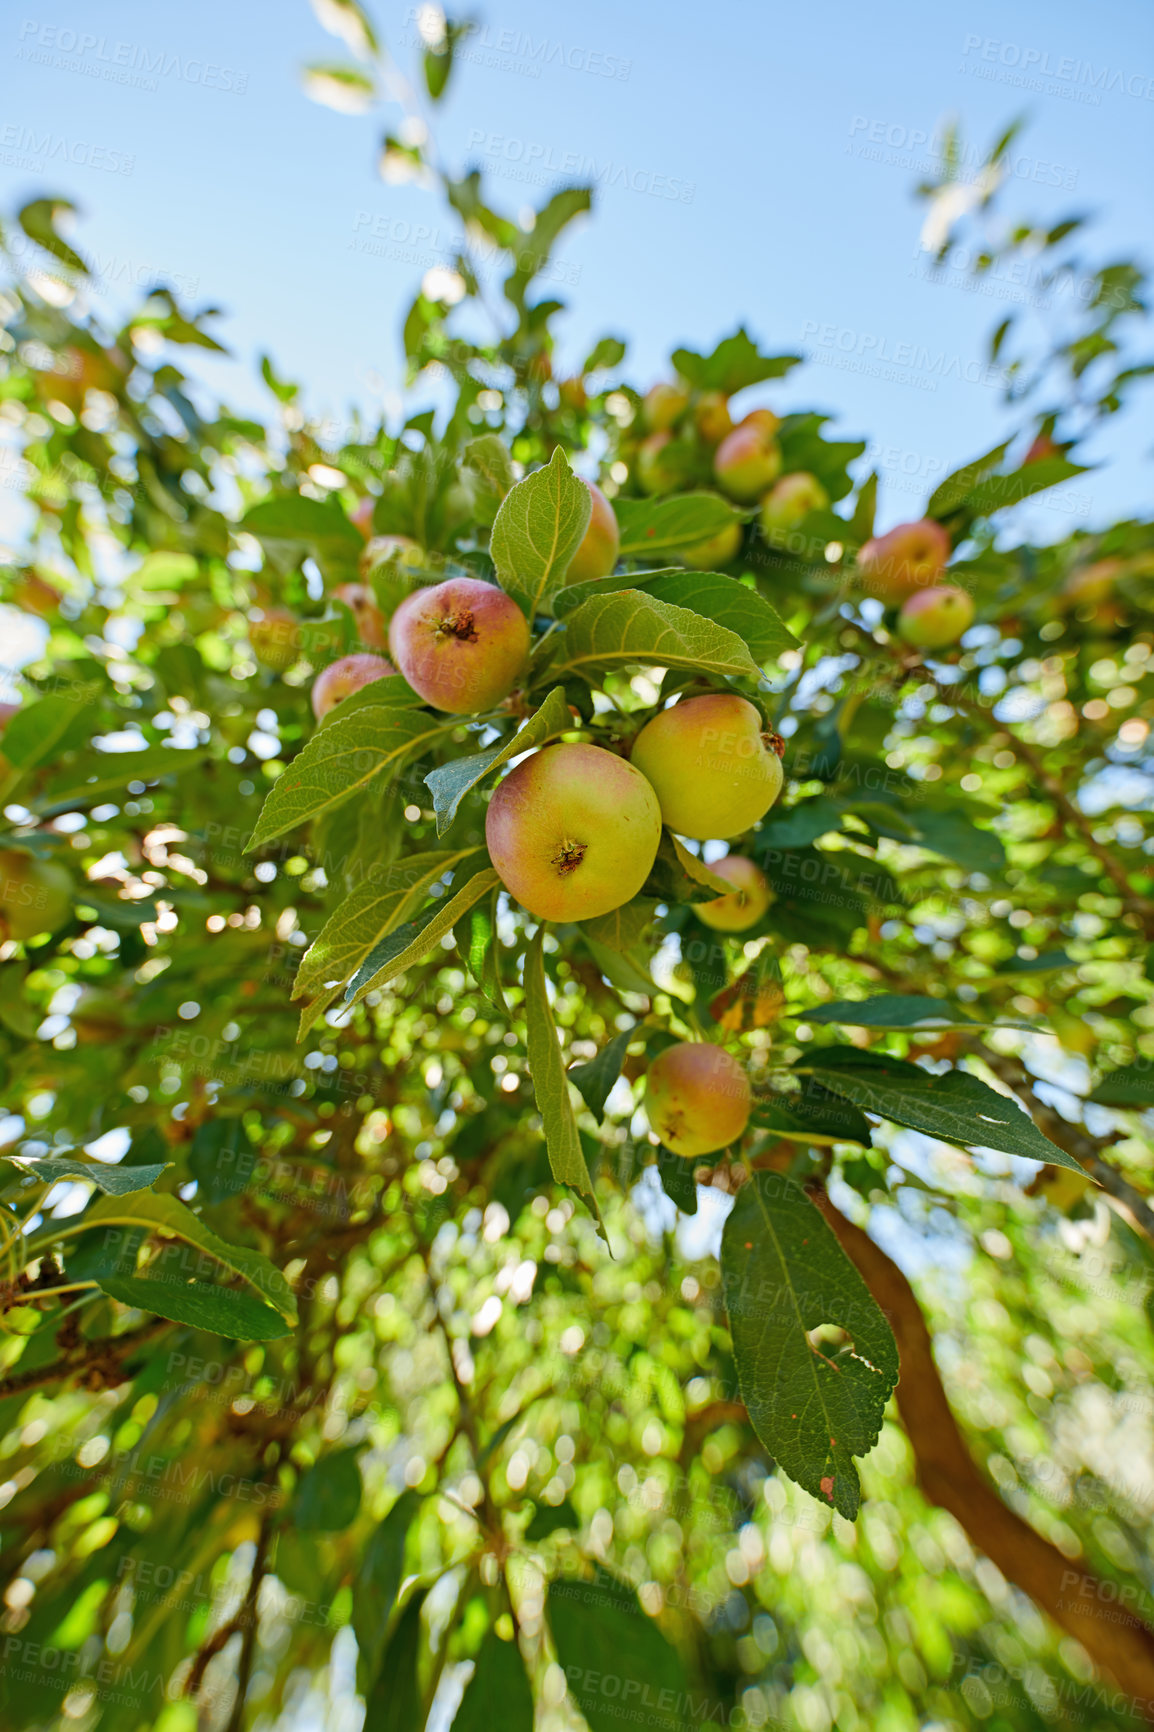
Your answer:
645,1041 -> 751,1158
1062,559 -> 1121,607
759,472 -> 829,540
311,653 -> 396,720
250,608 -> 300,672
565,480 -> 620,583
695,855 -> 773,932
694,391 -> 732,445
713,421 -> 782,503
631,694 -> 784,840
636,431 -> 678,495
897,584 -> 975,649
856,518 -> 950,605
485,742 -> 662,922
741,408 -> 782,438
678,522 -> 743,570
350,496 -> 377,539
333,582 -> 388,650
0,849 -> 72,942
642,382 -> 689,432
558,376 -> 588,413
388,576 -> 530,714
359,535 -> 425,580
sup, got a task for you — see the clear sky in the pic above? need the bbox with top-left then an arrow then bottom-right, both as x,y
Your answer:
4,0 -> 1153,538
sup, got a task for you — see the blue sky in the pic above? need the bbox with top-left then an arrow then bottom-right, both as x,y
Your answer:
4,0 -> 1153,536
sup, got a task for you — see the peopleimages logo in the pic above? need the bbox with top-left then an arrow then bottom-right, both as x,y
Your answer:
16,21 -> 249,93
960,35 -> 1153,101
0,123 -> 134,174
467,130 -> 695,203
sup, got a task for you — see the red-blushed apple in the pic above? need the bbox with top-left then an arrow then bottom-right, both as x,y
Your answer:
856,518 -> 950,605
636,431 -> 678,495
694,391 -> 732,445
898,585 -> 975,649
333,582 -> 388,650
642,382 -> 689,432
759,472 -> 829,540
485,742 -> 662,922
350,496 -> 377,539
631,694 -> 784,841
713,419 -> 783,503
388,576 -> 530,714
678,522 -> 743,569
645,1041 -> 751,1158
249,608 -> 300,672
0,849 -> 72,943
565,480 -> 620,583
311,653 -> 396,721
359,535 -> 424,580
695,854 -> 773,932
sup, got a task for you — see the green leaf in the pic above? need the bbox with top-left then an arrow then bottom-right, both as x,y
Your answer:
96,1276 -> 291,1340
241,492 -> 363,556
524,1498 -> 581,1541
424,686 -> 574,837
35,744 -> 204,812
548,1567 -> 686,1732
1,692 -> 100,772
612,492 -> 742,560
1088,1065 -> 1154,1108
802,1049 -> 1087,1173
962,457 -> 1091,518
524,928 -> 604,1234
364,1590 -> 426,1723
541,590 -> 762,686
19,197 -> 87,273
246,706 -> 452,850
464,891 -> 508,1013
758,796 -> 845,849
345,868 -> 500,1004
667,835 -> 732,896
491,446 -> 591,619
354,1491 -> 421,1688
568,1028 -> 634,1121
926,441 -> 1011,518
802,995 -> 1034,1032
671,328 -> 801,394
4,1157 -> 170,1196
656,1145 -> 698,1214
639,570 -> 798,661
462,434 -> 516,505
301,62 -> 377,113
905,807 -> 1005,876
751,1083 -> 872,1147
720,1173 -> 899,1518
77,1190 -> 298,1321
581,897 -> 660,994
453,1630 -> 535,1731
294,1448 -> 363,1531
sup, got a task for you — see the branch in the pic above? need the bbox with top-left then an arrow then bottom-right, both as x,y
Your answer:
0,1317 -> 171,1400
812,1187 -> 1154,1715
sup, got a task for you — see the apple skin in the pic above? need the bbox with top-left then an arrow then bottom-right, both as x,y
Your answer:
695,855 -> 774,932
350,496 -> 377,539
642,382 -> 689,433
631,694 -> 783,841
713,421 -> 783,503
1062,558 -> 1121,607
679,522 -> 743,570
645,1041 -> 751,1159
359,535 -> 425,580
897,585 -> 975,650
388,577 -> 530,714
759,472 -> 829,540
856,518 -> 950,605
311,653 -> 396,721
485,743 -> 662,922
0,849 -> 72,942
636,431 -> 679,495
250,608 -> 300,672
333,582 -> 388,650
694,391 -> 732,445
566,480 -> 620,583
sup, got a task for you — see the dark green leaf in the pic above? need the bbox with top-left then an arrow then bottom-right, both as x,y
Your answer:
4,1157 -> 170,1196
568,1028 -> 634,1121
524,927 -> 605,1235
97,1276 -> 291,1340
364,1590 -> 426,1724
453,1629 -> 534,1730
656,1145 -> 698,1214
354,1491 -> 422,1688
524,1498 -> 581,1541
425,687 -> 573,836
1088,1065 -> 1154,1108
548,1567 -> 685,1732
803,995 -> 1033,1032
294,1448 -> 363,1531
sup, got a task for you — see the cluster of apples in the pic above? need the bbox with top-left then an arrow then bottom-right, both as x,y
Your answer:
855,516 -> 974,649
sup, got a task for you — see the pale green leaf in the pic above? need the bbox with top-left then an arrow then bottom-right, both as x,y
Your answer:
4,1157 -> 170,1196
613,491 -> 742,559
540,590 -> 762,685
523,927 -> 604,1233
345,867 -> 500,1004
491,446 -> 591,619
424,686 -> 573,837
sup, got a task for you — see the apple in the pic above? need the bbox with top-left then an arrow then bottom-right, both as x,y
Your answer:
759,472 -> 829,541
1062,559 -> 1121,607
485,742 -> 662,922
359,535 -> 425,580
695,855 -> 773,932
558,377 -> 588,413
694,391 -> 732,445
678,522 -> 743,570
10,571 -> 61,618
388,576 -> 530,714
897,585 -> 975,649
636,431 -> 679,496
645,1041 -> 751,1158
0,849 -> 72,942
856,518 -> 950,605
642,382 -> 689,432
333,582 -> 388,650
350,496 -> 377,539
250,608 -> 300,672
741,409 -> 781,438
631,694 -> 784,840
311,653 -> 396,720
713,420 -> 782,503
565,480 -> 620,584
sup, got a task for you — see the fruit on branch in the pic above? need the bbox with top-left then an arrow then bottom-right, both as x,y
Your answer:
694,391 -> 733,445
631,694 -> 784,840
250,608 -> 300,671
897,585 -> 975,649
350,496 -> 377,539
485,743 -> 662,922
759,472 -> 829,540
565,480 -> 620,583
359,535 -> 425,579
636,431 -> 680,495
1061,558 -> 1121,607
311,653 -> 396,720
388,577 -> 530,714
695,854 -> 773,931
856,518 -> 950,605
713,416 -> 783,502
645,1041 -> 752,1158
642,382 -> 690,432
678,522 -> 743,569
0,849 -> 72,942
333,582 -> 388,650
